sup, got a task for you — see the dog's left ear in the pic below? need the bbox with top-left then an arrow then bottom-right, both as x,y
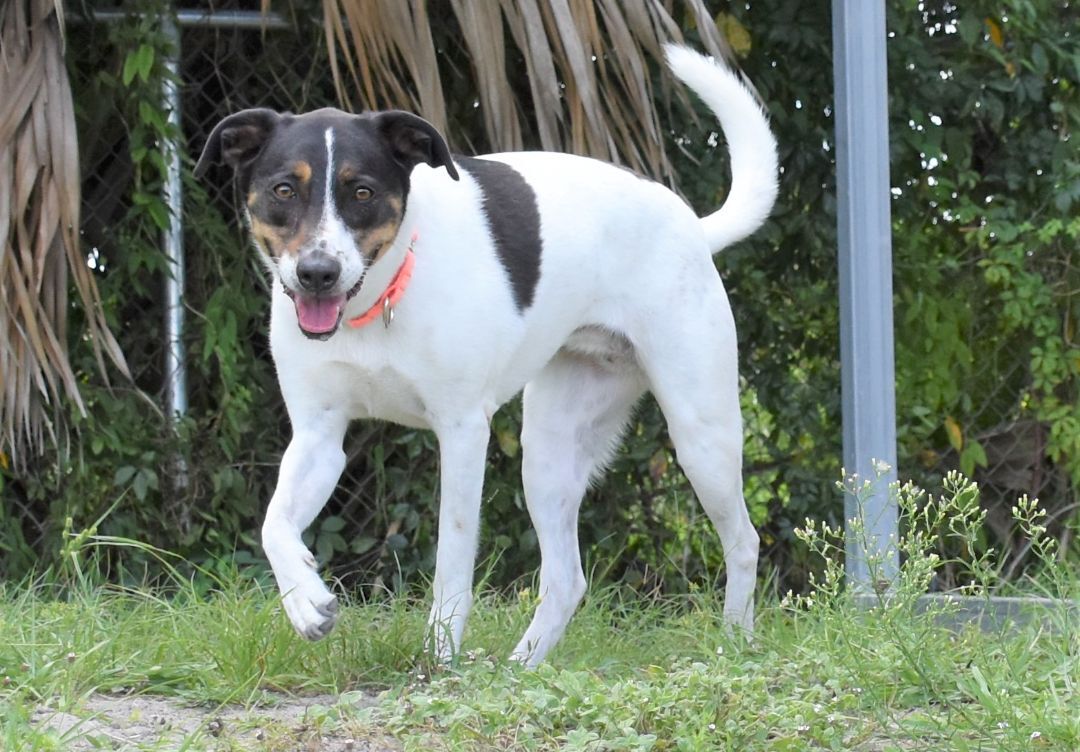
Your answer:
372,111 -> 460,181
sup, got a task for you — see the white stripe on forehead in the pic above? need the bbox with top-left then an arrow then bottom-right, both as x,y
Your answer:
316,125 -> 355,258
318,126 -> 338,230
323,127 -> 335,200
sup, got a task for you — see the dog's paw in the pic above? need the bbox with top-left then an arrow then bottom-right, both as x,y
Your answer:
425,599 -> 472,665
723,605 -> 754,636
421,627 -> 453,665
283,585 -> 339,641
263,527 -> 340,640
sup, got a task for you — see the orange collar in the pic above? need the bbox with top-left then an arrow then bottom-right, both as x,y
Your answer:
346,232 -> 417,329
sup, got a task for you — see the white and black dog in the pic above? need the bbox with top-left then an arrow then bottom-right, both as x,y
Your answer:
195,45 -> 777,666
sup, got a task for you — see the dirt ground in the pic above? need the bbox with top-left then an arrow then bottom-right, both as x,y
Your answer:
31,690 -> 949,750
32,690 -> 400,751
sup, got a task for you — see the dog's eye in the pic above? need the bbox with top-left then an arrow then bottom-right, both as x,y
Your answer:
354,186 -> 374,202
273,183 -> 295,200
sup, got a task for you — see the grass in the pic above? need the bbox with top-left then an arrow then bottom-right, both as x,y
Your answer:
1,474 -> 1077,750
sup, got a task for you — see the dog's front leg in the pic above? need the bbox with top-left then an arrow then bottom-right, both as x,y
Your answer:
262,419 -> 348,640
427,411 -> 491,662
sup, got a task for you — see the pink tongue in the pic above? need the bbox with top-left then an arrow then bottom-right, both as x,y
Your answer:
295,295 -> 345,334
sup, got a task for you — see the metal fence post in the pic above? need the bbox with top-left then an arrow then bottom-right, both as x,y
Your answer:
831,0 -> 900,589
162,12 -> 188,486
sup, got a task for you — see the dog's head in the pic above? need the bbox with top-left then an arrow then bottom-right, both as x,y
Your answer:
195,108 -> 459,339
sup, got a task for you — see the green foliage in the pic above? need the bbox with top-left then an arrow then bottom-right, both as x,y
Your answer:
2,0 -> 1078,595
698,0 -> 1080,583
0,6 -> 283,580
888,3 -> 1080,500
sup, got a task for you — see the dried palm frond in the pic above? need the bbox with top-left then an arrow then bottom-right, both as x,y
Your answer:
320,0 -> 736,180
322,0 -> 451,134
0,0 -> 129,468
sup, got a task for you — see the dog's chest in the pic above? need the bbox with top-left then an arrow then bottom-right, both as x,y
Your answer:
321,360 -> 430,428
275,347 -> 431,429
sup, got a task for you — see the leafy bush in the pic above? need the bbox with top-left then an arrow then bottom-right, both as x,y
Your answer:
1,1 -> 1077,592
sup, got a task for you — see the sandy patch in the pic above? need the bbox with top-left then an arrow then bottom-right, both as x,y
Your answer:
32,690 -> 399,751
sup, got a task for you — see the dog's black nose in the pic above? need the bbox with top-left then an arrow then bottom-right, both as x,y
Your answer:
296,253 -> 341,293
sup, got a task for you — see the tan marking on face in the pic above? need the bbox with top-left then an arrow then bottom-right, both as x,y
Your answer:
363,196 -> 405,261
283,224 -> 311,256
338,165 -> 357,183
249,216 -> 277,255
250,216 -> 307,258
361,219 -> 403,262
292,160 -> 313,185
247,190 -> 258,209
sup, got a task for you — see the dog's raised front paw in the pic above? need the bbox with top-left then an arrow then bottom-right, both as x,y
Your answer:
283,587 -> 340,641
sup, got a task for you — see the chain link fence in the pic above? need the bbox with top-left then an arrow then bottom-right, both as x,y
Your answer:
918,323 -> 1075,570
10,3 -> 1068,584
52,5 -> 442,584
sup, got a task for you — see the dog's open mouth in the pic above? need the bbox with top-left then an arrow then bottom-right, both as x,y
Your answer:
284,278 -> 364,339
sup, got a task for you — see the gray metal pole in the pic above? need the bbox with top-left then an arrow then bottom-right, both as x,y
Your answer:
162,14 -> 188,485
832,0 -> 899,589
84,9 -> 289,29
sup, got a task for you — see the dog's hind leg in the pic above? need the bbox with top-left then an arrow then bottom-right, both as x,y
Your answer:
509,352 -> 646,666
262,413 -> 349,640
635,288 -> 759,634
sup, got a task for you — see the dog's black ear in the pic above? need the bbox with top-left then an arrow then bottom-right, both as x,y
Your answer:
372,111 -> 459,181
194,108 -> 281,178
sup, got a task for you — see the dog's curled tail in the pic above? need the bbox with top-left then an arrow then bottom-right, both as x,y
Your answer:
664,44 -> 779,254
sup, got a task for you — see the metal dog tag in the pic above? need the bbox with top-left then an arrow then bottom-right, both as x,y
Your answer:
382,298 -> 394,328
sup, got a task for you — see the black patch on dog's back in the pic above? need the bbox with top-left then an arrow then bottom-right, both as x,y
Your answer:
457,156 -> 542,311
